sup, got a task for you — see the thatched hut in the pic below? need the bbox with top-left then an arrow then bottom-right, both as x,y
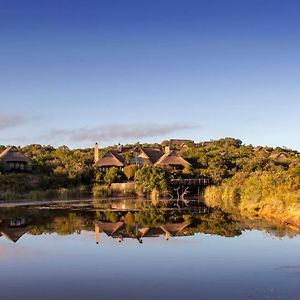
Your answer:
134,148 -> 164,167
0,146 -> 31,172
95,150 -> 126,171
155,147 -> 191,170
94,143 -> 192,172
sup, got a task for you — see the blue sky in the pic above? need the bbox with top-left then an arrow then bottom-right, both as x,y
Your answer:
0,0 -> 300,149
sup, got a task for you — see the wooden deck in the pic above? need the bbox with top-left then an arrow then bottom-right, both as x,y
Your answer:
170,178 -> 211,186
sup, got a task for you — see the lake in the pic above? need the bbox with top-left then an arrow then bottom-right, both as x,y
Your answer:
0,199 -> 300,300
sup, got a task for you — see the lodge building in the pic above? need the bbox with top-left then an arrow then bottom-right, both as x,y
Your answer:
94,143 -> 191,172
0,146 -> 32,172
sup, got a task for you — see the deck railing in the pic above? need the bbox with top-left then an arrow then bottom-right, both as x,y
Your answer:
170,178 -> 211,186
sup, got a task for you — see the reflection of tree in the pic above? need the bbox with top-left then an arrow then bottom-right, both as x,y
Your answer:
173,187 -> 190,207
25,210 -> 95,236
0,204 -> 298,240
186,210 -> 243,237
134,206 -> 166,227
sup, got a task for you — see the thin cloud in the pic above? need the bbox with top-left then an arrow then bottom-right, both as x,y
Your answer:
45,123 -> 199,142
0,113 -> 28,130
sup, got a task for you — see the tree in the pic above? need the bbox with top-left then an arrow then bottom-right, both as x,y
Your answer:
123,152 -> 135,164
104,167 -> 124,185
135,165 -> 170,193
0,161 -> 4,173
123,165 -> 138,181
183,165 -> 194,175
94,170 -> 105,183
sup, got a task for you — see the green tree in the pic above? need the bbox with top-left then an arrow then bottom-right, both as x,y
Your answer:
123,165 -> 138,181
135,165 -> 170,193
104,167 -> 124,184
95,170 -> 105,183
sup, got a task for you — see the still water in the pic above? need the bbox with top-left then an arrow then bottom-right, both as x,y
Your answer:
0,199 -> 300,300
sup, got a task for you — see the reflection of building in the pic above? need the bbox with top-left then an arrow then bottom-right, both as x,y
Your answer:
0,218 -> 29,243
0,227 -> 29,243
94,221 -> 191,244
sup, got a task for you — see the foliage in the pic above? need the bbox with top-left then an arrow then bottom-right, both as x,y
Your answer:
186,210 -> 242,237
123,165 -> 138,180
134,205 -> 166,227
135,165 -> 170,193
123,212 -> 136,225
1,138 -> 300,202
94,170 -> 105,183
204,168 -> 300,226
104,167 -> 124,185
183,137 -> 298,184
92,183 -> 137,198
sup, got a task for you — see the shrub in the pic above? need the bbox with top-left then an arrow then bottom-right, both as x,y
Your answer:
123,165 -> 138,180
204,169 -> 300,225
135,165 -> 170,193
104,167 -> 125,185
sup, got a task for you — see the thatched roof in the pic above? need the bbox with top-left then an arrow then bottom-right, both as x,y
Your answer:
95,150 -> 125,167
155,150 -> 191,167
139,148 -> 164,164
0,146 -> 31,163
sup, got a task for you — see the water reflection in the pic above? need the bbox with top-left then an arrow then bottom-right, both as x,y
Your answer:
0,198 -> 298,245
0,218 -> 29,243
1,199 -> 300,300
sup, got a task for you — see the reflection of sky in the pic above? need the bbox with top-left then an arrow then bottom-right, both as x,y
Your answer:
1,231 -> 300,299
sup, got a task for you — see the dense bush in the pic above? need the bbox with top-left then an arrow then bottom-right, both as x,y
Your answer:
104,167 -> 125,184
135,165 -> 170,193
123,165 -> 138,180
204,168 -> 300,225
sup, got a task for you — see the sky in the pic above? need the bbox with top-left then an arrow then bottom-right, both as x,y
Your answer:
0,0 -> 300,149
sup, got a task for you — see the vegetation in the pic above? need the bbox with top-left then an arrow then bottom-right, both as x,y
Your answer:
123,165 -> 138,180
1,202 -> 297,240
92,184 -> 137,198
1,137 -> 300,231
204,168 -> 300,226
103,167 -> 124,185
134,205 -> 167,227
2,204 -> 240,238
181,137 -> 299,184
135,165 -> 170,194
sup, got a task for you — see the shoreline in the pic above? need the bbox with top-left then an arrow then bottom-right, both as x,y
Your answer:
0,196 -> 142,208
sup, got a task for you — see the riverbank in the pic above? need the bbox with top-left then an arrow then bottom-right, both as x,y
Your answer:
0,196 -> 144,208
0,177 -> 137,201
0,181 -> 169,202
204,170 -> 300,228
